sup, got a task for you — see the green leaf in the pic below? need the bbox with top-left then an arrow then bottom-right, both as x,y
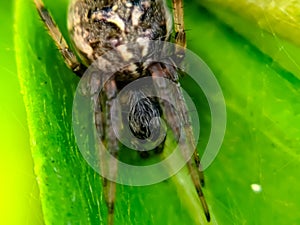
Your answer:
199,0 -> 300,79
184,1 -> 300,224
0,1 -> 43,225
15,0 -> 300,225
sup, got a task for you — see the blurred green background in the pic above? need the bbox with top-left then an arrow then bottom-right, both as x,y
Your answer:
1,0 -> 300,225
0,1 -> 44,225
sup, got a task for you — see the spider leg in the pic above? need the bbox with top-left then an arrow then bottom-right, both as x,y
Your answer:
33,0 -> 86,76
172,0 -> 186,49
102,79 -> 119,225
92,75 -> 119,225
149,63 -> 210,222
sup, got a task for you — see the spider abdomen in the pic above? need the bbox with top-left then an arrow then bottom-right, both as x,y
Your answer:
68,0 -> 172,66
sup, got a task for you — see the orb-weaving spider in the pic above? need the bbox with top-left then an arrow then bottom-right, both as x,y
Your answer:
33,0 -> 210,224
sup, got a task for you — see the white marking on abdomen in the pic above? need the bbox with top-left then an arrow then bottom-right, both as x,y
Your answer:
132,6 -> 143,27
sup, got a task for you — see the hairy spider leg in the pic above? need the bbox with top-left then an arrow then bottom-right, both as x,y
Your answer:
34,0 -> 86,76
171,0 -> 206,188
103,80 -> 119,225
172,0 -> 186,62
149,62 -> 211,222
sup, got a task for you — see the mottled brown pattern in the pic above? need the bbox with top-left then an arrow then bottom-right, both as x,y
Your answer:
68,0 -> 172,65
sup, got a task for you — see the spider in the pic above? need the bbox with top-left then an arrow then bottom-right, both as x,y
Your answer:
33,0 -> 211,224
